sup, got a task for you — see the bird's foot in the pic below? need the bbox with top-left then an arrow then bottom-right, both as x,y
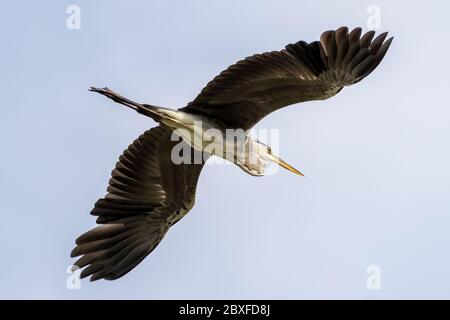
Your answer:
89,86 -> 125,102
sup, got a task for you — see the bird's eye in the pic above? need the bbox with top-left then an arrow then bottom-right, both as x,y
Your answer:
267,147 -> 272,153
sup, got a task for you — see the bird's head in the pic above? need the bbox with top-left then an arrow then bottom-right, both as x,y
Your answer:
238,140 -> 304,177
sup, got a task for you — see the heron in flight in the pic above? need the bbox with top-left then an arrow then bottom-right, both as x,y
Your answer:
72,27 -> 393,281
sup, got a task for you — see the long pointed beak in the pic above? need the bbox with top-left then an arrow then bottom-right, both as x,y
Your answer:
270,155 -> 304,176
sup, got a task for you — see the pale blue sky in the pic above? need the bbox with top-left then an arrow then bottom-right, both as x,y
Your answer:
1,0 -> 449,299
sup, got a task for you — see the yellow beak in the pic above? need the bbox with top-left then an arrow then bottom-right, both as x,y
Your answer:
271,155 -> 304,176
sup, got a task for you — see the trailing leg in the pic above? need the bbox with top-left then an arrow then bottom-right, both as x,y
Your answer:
89,87 -> 162,121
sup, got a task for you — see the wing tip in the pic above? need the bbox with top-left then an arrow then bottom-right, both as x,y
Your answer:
319,26 -> 393,84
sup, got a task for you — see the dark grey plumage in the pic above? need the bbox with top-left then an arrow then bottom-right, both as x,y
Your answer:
72,27 -> 392,281
71,127 -> 206,280
182,26 -> 392,129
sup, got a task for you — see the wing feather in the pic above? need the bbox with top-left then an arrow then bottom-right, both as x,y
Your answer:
181,27 -> 393,129
71,126 -> 207,281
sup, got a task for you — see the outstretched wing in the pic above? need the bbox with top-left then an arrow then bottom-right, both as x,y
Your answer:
181,27 -> 393,130
71,126 -> 206,281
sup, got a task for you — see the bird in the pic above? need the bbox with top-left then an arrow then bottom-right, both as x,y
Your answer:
71,26 -> 393,281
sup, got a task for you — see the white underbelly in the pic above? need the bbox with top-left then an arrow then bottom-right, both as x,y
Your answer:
159,109 -> 246,161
